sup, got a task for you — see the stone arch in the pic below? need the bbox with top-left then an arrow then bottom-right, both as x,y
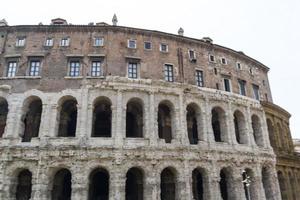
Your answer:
186,103 -> 202,144
261,166 -> 274,199
266,119 -> 276,149
233,110 -> 248,144
57,96 -> 78,137
15,169 -> 32,200
251,115 -> 264,147
158,100 -> 175,143
88,167 -> 109,200
192,167 -> 209,200
92,96 -> 112,137
276,123 -> 284,149
125,167 -> 144,200
21,96 -> 42,142
126,98 -> 144,138
51,168 -> 72,200
277,170 -> 287,200
0,97 -> 8,137
219,167 -> 235,200
211,106 -> 227,142
160,167 -> 177,200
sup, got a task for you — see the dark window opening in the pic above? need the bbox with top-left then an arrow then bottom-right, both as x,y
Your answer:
52,169 -> 72,200
192,169 -> 204,200
233,111 -> 247,144
126,99 -> 143,138
126,168 -> 143,200
16,170 -> 32,200
186,105 -> 199,145
238,79 -> 246,96
0,98 -> 8,137
161,168 -> 176,200
211,108 -> 224,142
158,103 -> 172,143
88,168 -> 109,200
214,68 -> 218,75
267,119 -> 276,148
92,98 -> 111,137
251,115 -> 263,147
22,98 -> 42,142
252,84 -> 260,100
58,99 -> 77,137
277,171 -> 287,200
219,169 -> 228,200
242,171 -> 250,200
224,79 -> 231,92
262,167 -> 273,200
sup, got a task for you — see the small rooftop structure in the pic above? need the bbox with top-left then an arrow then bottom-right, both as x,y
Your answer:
51,18 -> 68,25
0,19 -> 8,26
178,27 -> 184,36
202,37 -> 213,43
112,14 -> 118,26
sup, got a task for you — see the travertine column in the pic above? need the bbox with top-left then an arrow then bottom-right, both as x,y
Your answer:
261,111 -> 272,148
114,90 -> 124,147
246,106 -> 257,147
145,170 -> 159,200
148,92 -> 158,146
231,170 -> 245,200
208,174 -> 222,200
204,97 -> 214,144
39,101 -> 51,138
227,102 -> 236,145
32,163 -> 49,200
78,88 -> 89,138
179,93 -> 189,145
48,104 -> 58,137
71,165 -> 89,200
110,167 -> 126,200
3,100 -> 19,138
182,161 -> 192,200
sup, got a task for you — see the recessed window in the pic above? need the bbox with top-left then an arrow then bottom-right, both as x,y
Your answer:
144,41 -> 152,50
160,43 -> 168,52
60,38 -> 70,47
252,84 -> 260,100
128,39 -> 137,49
45,38 -> 53,46
69,61 -> 80,77
214,68 -> 218,75
16,37 -> 25,47
224,78 -> 231,92
195,70 -> 204,87
236,62 -> 242,70
128,62 -> 138,79
29,60 -> 40,76
164,64 -> 173,82
209,54 -> 215,62
249,67 -> 254,75
7,61 -> 17,77
94,37 -> 104,46
221,57 -> 227,65
91,61 -> 102,77
238,79 -> 247,96
189,50 -> 196,61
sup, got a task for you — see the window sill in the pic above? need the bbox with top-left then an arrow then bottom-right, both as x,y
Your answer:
64,76 -> 83,79
0,76 -> 41,80
86,76 -> 105,79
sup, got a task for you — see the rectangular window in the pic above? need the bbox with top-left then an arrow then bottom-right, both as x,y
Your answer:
45,38 -> 53,46
29,60 -> 40,76
144,41 -> 152,50
128,62 -> 138,79
91,61 -> 101,77
16,38 -> 25,47
94,37 -> 104,46
224,78 -> 231,92
128,39 -> 136,48
7,61 -> 17,77
60,38 -> 69,46
195,70 -> 204,87
164,64 -> 173,82
189,50 -> 196,61
69,61 -> 80,77
221,57 -> 227,65
252,84 -> 260,100
238,79 -> 247,96
236,62 -> 242,70
160,43 -> 168,52
209,54 -> 215,62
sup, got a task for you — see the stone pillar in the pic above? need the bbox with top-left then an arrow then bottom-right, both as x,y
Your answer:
231,170 -> 245,200
71,165 -> 89,200
114,90 -> 124,147
110,167 -> 126,200
261,111 -> 272,148
179,93 -> 189,145
3,100 -> 19,138
32,163 -> 49,200
182,161 -> 192,200
200,101 -> 209,142
173,102 -> 181,144
39,101 -> 51,138
227,102 -> 236,145
254,166 -> 268,200
48,104 -> 58,137
148,92 -> 157,146
204,97 -> 214,144
246,106 -> 256,147
145,171 -> 159,200
208,174 -> 222,200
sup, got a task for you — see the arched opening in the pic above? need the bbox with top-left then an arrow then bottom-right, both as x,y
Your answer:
261,167 -> 273,199
219,169 -> 228,200
52,169 -> 72,200
277,171 -> 287,200
22,97 -> 42,142
92,97 -> 112,137
57,98 -> 77,137
242,169 -> 256,200
186,103 -> 201,144
16,169 -> 32,200
126,167 -> 144,200
251,115 -> 264,147
158,101 -> 173,143
233,110 -> 247,144
0,98 -> 8,137
192,168 -> 205,200
266,119 -> 276,149
126,98 -> 143,138
161,167 -> 176,200
211,107 -> 227,142
88,168 -> 109,200
277,123 -> 284,149
288,172 -> 297,200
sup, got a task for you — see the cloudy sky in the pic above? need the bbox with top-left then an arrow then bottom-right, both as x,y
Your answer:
2,0 -> 300,138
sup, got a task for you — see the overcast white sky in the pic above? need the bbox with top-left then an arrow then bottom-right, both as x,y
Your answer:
2,0 -> 300,138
